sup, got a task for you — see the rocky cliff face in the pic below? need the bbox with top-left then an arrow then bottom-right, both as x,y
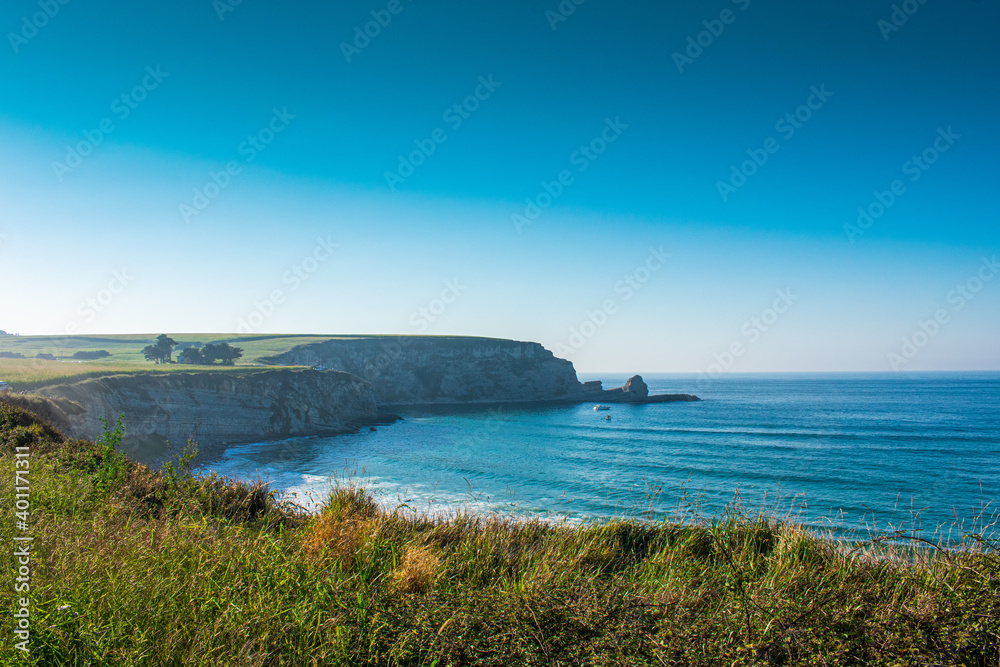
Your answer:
38,369 -> 377,464
262,337 -> 585,405
29,340 -> 697,466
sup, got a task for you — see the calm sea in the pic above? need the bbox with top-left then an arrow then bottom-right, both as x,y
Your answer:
203,373 -> 1000,538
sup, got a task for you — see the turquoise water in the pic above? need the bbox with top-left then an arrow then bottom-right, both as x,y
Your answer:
204,373 -> 1000,537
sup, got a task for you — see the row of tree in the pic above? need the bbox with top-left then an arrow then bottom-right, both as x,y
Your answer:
0,350 -> 108,360
177,343 -> 243,366
141,335 -> 243,366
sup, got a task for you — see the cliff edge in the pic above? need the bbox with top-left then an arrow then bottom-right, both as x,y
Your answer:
27,338 -> 698,465
262,336 -> 585,405
37,369 -> 378,465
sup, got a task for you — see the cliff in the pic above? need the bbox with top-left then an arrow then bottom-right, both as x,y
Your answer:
261,336 -> 586,405
28,339 -> 698,465
37,369 -> 378,465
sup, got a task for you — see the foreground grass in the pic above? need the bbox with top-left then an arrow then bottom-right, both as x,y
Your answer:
1,403 -> 997,665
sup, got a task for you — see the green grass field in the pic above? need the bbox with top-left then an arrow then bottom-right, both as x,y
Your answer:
0,358 -> 315,392
0,333 -> 336,364
0,334 -> 338,390
1,399 -> 998,665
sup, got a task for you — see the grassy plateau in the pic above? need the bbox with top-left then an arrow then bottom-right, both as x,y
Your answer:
0,334 -> 332,390
0,397 -> 998,665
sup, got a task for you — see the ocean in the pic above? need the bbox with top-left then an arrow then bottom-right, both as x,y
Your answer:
203,372 -> 1000,539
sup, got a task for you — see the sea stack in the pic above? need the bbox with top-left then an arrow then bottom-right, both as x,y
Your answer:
600,375 -> 699,404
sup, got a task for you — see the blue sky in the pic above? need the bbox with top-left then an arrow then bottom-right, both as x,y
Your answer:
1,0 -> 997,372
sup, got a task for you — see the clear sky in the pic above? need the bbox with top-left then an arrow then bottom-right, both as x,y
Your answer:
1,0 -> 997,373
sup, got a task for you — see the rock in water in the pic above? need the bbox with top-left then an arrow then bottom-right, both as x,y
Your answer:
600,374 -> 698,404
622,375 -> 649,400
601,374 -> 648,402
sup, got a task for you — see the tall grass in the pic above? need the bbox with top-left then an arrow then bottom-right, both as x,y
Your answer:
0,401 -> 997,666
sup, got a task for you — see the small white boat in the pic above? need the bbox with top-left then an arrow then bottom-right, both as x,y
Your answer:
593,404 -> 610,411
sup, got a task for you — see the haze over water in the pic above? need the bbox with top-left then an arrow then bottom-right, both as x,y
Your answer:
207,372 -> 1000,539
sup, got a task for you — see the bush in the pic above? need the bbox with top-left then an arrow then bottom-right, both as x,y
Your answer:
72,350 -> 111,360
0,351 -> 25,358
177,347 -> 203,364
0,393 -> 70,435
177,343 -> 243,366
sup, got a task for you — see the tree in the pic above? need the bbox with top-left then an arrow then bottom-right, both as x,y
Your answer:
177,347 -> 203,364
72,350 -> 110,360
142,335 -> 178,364
155,335 -> 178,363
200,342 -> 243,366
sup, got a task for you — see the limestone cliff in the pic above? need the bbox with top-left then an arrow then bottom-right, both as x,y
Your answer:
37,369 -> 378,464
28,339 -> 698,466
261,336 -> 585,405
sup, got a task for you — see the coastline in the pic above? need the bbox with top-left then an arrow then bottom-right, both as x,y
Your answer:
3,398 -> 996,665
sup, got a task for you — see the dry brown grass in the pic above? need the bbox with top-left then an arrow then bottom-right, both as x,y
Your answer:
393,544 -> 442,594
301,513 -> 373,568
301,487 -> 383,568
